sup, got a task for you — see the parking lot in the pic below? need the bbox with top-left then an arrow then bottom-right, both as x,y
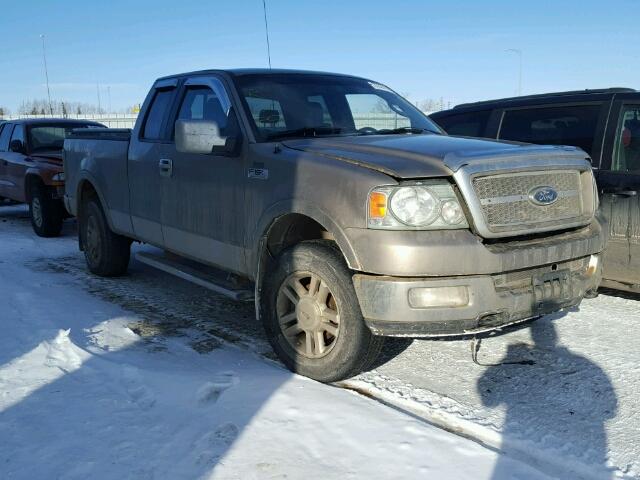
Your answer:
1,204 -> 637,479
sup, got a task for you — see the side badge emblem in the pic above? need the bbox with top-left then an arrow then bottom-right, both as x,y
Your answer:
248,167 -> 269,180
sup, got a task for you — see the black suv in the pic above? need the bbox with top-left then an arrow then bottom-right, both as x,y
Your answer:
431,88 -> 640,293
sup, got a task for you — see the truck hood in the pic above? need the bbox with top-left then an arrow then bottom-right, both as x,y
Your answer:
282,134 -> 588,179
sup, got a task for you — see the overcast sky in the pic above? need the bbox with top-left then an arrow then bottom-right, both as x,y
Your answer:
0,0 -> 637,112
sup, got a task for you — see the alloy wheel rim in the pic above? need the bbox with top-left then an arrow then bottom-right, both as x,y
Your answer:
276,272 -> 341,359
32,198 -> 43,227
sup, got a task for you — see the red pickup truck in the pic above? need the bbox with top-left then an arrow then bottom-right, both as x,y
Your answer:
0,118 -> 103,236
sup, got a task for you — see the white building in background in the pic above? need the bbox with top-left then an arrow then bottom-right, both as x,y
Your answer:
2,113 -> 138,129
1,111 -> 436,130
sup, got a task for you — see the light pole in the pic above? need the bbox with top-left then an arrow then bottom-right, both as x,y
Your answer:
505,48 -> 523,96
96,83 -> 102,114
40,34 -> 54,115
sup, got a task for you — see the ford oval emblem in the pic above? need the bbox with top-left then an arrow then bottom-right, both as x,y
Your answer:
529,186 -> 559,206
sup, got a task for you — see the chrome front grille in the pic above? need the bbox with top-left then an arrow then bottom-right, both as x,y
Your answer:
472,170 -> 584,233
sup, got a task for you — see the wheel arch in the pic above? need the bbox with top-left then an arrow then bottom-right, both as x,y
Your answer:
75,173 -> 115,227
75,175 -> 116,250
24,173 -> 45,202
251,203 -> 361,323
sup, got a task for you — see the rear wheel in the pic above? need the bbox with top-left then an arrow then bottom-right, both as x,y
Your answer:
262,240 -> 383,382
81,198 -> 131,276
29,184 -> 64,237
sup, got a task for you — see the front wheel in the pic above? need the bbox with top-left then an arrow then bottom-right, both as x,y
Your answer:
262,240 -> 383,382
81,198 -> 131,276
29,185 -> 64,237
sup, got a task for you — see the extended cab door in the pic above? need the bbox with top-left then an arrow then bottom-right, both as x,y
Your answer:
597,96 -> 640,288
159,76 -> 247,274
128,79 -> 178,246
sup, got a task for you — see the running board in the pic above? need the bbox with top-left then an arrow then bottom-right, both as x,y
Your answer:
135,250 -> 254,302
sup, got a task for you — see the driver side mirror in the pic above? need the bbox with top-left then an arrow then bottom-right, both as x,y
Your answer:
9,139 -> 25,154
175,119 -> 227,154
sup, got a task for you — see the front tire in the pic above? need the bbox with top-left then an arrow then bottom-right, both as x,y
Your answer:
81,198 -> 131,276
29,185 -> 64,237
262,240 -> 383,382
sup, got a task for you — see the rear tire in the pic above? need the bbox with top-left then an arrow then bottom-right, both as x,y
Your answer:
262,240 -> 383,382
81,198 -> 131,276
29,185 -> 64,237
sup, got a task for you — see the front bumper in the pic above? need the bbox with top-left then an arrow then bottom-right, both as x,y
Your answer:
353,254 -> 602,337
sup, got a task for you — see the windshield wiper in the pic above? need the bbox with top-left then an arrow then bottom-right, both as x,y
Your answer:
264,127 -> 344,141
375,127 -> 436,135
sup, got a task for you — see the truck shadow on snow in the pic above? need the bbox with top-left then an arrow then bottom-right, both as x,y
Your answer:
0,239 -> 296,478
475,316 -> 618,479
2,205 -> 617,478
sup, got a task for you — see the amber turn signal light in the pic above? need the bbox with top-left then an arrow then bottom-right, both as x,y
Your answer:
369,192 -> 388,219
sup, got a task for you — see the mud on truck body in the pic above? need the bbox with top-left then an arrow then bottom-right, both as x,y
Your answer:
63,69 -> 604,382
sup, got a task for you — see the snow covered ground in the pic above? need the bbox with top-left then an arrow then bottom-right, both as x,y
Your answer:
1,204 -> 638,479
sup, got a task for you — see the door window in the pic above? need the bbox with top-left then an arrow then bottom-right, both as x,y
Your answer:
142,88 -> 175,140
499,104 -> 601,155
433,110 -> 491,137
612,105 -> 640,172
176,86 -> 239,138
0,124 -> 14,151
178,87 -> 226,126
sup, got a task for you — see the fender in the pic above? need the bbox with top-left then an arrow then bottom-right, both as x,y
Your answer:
74,170 -> 118,232
248,198 -> 362,277
23,169 -> 46,202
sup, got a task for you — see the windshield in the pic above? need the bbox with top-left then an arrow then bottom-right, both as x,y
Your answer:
28,123 -> 100,152
233,73 -> 441,142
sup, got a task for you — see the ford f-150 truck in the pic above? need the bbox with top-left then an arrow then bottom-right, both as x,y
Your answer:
64,69 -> 604,382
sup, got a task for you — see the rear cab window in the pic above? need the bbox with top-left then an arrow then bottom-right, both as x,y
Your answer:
498,104 -> 601,155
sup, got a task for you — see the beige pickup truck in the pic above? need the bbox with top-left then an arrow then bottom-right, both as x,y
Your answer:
64,69 -> 605,381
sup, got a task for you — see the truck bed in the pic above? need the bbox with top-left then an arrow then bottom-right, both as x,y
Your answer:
63,128 -> 132,233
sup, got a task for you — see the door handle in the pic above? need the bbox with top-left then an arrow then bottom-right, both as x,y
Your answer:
159,158 -> 173,178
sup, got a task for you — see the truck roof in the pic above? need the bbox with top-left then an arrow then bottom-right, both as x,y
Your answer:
450,87 -> 637,111
157,68 -> 368,81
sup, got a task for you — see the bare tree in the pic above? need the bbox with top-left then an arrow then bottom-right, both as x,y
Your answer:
17,98 -> 106,116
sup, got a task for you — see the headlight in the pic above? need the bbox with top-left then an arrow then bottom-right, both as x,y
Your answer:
52,173 -> 65,182
368,182 -> 469,230
389,186 -> 439,226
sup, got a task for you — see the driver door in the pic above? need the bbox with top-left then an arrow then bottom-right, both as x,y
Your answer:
159,76 -> 248,275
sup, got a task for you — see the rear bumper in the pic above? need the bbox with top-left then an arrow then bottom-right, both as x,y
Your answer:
353,254 -> 602,337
